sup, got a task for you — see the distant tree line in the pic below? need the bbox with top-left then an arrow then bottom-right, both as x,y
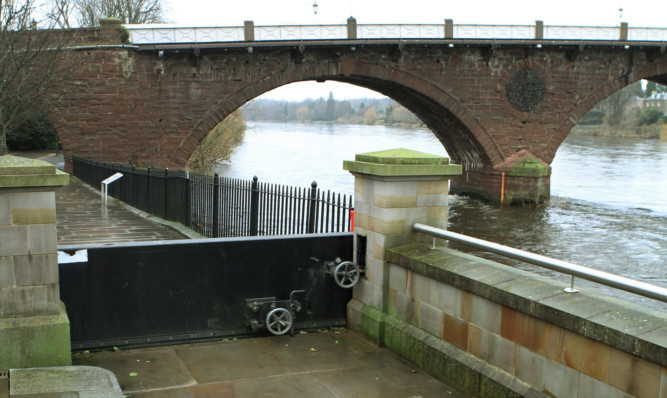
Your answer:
242,92 -> 425,128
578,81 -> 666,133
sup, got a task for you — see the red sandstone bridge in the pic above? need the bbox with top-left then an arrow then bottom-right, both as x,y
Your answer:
54,19 -> 667,204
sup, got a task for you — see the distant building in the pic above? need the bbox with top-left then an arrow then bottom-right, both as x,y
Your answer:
634,92 -> 667,115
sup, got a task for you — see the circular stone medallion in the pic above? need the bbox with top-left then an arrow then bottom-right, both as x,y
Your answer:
505,68 -> 546,112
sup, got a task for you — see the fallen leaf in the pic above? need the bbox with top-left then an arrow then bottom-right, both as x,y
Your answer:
129,372 -> 138,377
309,347 -> 317,352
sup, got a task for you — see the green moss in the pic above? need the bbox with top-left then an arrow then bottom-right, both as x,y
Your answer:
0,318 -> 20,368
0,306 -> 71,369
503,155 -> 550,178
355,302 -> 547,398
343,160 -> 462,177
19,312 -> 72,367
355,148 -> 450,165
119,26 -> 130,44
360,304 -> 385,345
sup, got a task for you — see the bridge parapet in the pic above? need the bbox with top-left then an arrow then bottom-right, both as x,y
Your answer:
124,20 -> 667,45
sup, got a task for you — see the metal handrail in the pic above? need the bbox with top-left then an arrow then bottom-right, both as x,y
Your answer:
413,223 -> 667,303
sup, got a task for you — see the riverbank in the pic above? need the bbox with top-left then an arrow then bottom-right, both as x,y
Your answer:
571,123 -> 667,139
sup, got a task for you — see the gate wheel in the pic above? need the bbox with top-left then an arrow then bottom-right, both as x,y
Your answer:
333,261 -> 360,288
265,307 -> 293,335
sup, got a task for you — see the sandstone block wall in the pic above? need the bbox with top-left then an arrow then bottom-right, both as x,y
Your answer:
0,156 -> 71,368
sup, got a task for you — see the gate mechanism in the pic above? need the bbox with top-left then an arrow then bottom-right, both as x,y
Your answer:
245,290 -> 305,336
325,257 -> 362,288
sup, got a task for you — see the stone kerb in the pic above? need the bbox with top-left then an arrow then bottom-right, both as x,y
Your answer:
343,148 -> 461,333
0,155 -> 71,369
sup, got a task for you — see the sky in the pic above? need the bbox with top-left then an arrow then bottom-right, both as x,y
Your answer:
161,0 -> 667,100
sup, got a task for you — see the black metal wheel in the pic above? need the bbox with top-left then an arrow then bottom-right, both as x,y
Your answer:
265,307 -> 293,335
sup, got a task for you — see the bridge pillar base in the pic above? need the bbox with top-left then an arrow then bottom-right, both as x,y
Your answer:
450,151 -> 551,205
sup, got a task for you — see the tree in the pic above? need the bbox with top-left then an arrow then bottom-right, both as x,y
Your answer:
390,106 -> 421,125
600,82 -> 642,127
44,0 -> 164,27
186,110 -> 246,173
0,0 -> 74,155
296,106 -> 310,123
363,108 -> 379,125
640,108 -> 664,125
324,91 -> 335,121
75,0 -> 163,26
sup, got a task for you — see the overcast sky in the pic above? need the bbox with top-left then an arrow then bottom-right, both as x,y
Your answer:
162,0 -> 666,100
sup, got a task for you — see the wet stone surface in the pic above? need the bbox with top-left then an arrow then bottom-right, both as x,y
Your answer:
56,177 -> 186,245
73,330 -> 464,398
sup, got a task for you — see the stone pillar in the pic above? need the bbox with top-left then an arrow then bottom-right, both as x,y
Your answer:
535,20 -> 543,40
0,156 -> 71,368
343,149 -> 461,342
620,22 -> 628,41
244,21 -> 255,42
98,17 -> 124,44
444,19 -> 454,39
347,17 -> 357,40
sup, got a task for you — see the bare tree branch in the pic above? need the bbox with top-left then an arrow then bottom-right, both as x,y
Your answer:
75,0 -> 163,26
0,0 -> 76,154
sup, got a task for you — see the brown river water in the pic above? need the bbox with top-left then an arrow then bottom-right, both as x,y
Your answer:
216,122 -> 667,311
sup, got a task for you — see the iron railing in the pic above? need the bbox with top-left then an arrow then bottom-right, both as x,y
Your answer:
72,156 -> 353,238
413,223 -> 667,303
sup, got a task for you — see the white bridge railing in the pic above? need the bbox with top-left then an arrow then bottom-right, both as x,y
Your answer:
125,21 -> 667,45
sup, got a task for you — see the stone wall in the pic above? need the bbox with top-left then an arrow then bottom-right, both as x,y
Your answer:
0,156 -> 71,368
349,242 -> 666,398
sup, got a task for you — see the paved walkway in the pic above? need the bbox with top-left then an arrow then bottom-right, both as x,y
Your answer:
9,149 -> 187,245
56,177 -> 187,245
73,330 -> 464,398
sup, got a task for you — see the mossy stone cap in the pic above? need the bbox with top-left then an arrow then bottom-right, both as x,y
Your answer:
355,148 -> 450,165
0,155 -> 69,188
344,148 -> 462,177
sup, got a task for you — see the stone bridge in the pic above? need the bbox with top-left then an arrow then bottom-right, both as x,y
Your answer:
52,19 -> 667,204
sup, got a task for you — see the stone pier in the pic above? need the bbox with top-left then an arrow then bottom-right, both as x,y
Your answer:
0,155 -> 71,368
343,148 -> 462,337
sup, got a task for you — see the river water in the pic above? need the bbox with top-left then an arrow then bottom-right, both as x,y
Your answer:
216,122 -> 667,311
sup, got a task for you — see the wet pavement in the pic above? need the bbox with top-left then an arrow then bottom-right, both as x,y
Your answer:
8,150 -> 188,245
55,176 -> 187,245
73,330 -> 464,398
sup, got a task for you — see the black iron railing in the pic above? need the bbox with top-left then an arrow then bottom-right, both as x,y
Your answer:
72,156 -> 353,237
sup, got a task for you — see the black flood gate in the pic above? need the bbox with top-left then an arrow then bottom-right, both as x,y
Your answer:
59,233 -> 358,350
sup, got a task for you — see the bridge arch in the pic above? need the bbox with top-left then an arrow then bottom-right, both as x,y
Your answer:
174,56 -> 504,170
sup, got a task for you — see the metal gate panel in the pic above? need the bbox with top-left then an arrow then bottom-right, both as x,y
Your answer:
59,233 -> 354,350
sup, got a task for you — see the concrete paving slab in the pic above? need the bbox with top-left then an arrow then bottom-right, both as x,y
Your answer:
73,330 -> 464,398
252,332 -> 367,373
132,388 -> 190,398
72,348 -> 195,393
174,339 -> 285,384
9,366 -> 123,397
208,373 -> 335,397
